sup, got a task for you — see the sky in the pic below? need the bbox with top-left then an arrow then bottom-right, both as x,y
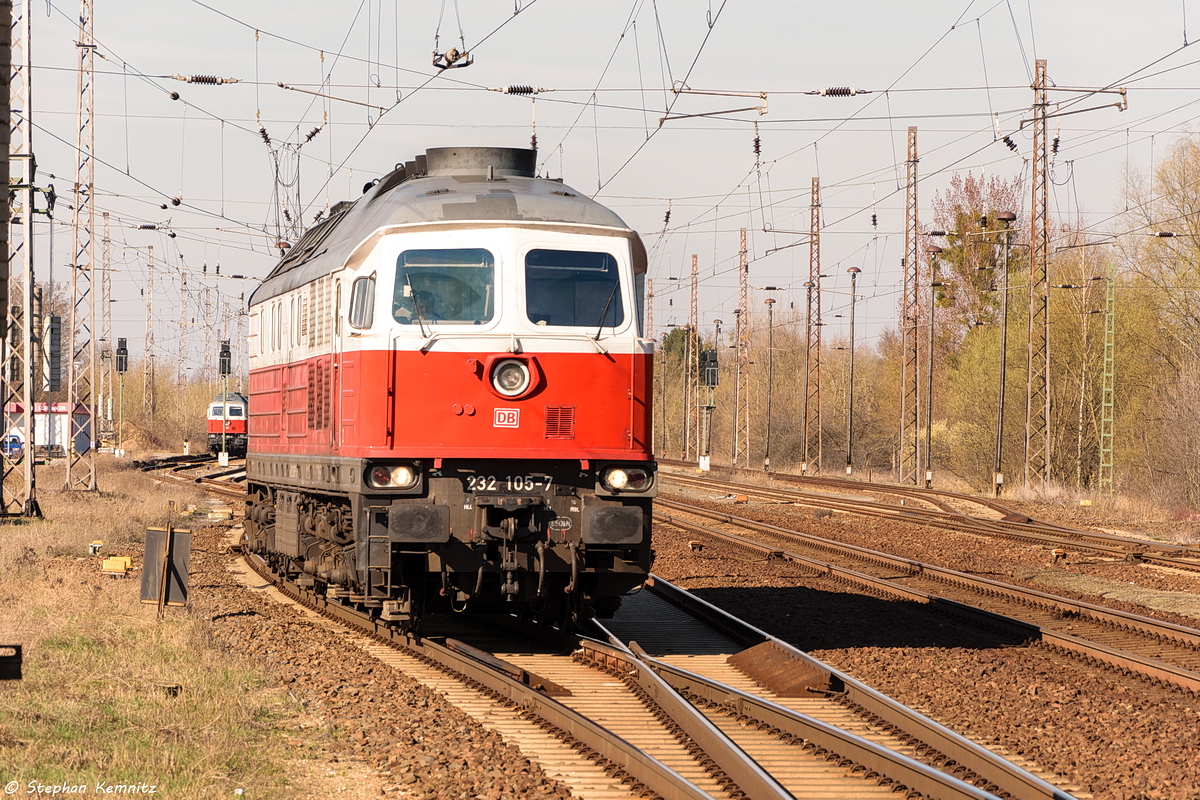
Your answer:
14,0 -> 1200,371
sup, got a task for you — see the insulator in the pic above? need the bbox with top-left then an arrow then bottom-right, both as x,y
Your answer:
663,209 -> 671,227
871,213 -> 878,229
1002,135 -> 1018,152
530,132 -> 538,151
172,74 -> 239,85
305,126 -> 322,143
490,85 -> 547,95
202,264 -> 207,274
753,136 -> 761,157
138,224 -> 156,230
215,265 -> 221,274
811,86 -> 868,97
1052,136 -> 1060,154
259,127 -> 270,145
283,208 -> 292,223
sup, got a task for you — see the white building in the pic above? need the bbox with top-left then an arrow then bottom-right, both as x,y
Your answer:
3,402 -> 93,456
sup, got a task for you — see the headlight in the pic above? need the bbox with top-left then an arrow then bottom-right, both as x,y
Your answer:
600,466 -> 652,492
492,359 -> 530,397
390,464 -> 418,489
366,463 -> 420,489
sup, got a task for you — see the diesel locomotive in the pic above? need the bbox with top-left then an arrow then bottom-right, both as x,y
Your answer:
207,391 -> 248,456
242,146 -> 656,629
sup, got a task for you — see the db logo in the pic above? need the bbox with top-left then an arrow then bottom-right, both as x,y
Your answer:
494,409 -> 520,428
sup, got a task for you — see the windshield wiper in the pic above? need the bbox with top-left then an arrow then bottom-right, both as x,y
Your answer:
405,272 -> 430,338
593,281 -> 620,341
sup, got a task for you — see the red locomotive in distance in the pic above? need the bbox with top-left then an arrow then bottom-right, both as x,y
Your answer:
206,392 -> 248,456
242,146 -> 656,630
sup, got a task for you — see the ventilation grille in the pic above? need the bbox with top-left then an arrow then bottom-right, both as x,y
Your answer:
544,406 -> 576,439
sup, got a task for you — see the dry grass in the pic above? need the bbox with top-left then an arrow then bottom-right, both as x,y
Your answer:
0,457 -> 301,797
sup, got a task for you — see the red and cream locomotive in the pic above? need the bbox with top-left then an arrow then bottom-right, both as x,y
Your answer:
206,391 -> 248,456
243,147 -> 656,628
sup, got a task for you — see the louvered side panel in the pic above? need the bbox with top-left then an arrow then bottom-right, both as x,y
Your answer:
544,406 -> 576,439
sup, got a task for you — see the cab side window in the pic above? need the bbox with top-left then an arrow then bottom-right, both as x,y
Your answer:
348,274 -> 376,330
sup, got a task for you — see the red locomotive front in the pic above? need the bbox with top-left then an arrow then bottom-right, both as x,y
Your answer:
244,147 -> 656,628
206,392 -> 248,456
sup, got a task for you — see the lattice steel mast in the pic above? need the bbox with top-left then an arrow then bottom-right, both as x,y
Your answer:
3,0 -> 40,516
645,278 -> 653,342
899,127 -> 920,484
1025,60 -> 1051,491
687,253 -> 699,459
176,273 -> 188,382
143,246 -> 155,428
65,0 -> 97,490
98,212 -> 113,446
1098,261 -> 1116,496
732,228 -> 750,467
803,177 -> 822,473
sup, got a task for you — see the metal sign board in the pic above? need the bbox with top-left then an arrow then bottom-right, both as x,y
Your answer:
140,527 -> 191,608
0,645 -> 22,681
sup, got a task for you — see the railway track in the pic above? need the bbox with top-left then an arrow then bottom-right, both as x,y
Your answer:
659,468 -> 1200,573
655,497 -> 1200,694
139,454 -> 247,499
592,578 -> 1075,799
140,458 -> 1166,794
234,540 -> 1071,799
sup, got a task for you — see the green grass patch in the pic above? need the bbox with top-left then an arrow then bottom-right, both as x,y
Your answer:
1,612 -> 298,797
0,459 -> 313,798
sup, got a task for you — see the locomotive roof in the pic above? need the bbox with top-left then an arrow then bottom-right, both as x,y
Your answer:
210,392 -> 248,404
250,147 -> 644,306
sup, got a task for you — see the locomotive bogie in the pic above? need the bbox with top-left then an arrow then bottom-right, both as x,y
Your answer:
244,456 -> 654,622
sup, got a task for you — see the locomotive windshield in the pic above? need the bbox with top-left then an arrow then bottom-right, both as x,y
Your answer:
525,249 -> 624,328
394,248 -> 495,325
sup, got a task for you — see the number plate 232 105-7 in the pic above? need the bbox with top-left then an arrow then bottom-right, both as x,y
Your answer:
464,475 -> 553,493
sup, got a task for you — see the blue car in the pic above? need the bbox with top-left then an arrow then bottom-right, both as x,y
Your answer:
2,436 -> 24,460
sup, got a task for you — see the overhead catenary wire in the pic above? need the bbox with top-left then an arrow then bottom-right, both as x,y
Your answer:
593,0 -> 731,196
299,0 -> 543,216
36,0 -> 1200,367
